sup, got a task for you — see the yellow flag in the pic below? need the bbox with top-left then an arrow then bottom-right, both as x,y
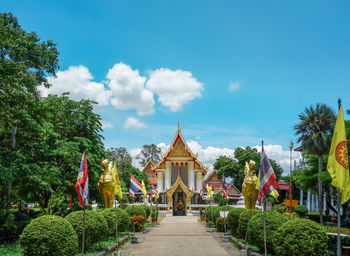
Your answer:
327,105 -> 350,205
141,180 -> 147,196
112,161 -> 123,199
206,184 -> 214,199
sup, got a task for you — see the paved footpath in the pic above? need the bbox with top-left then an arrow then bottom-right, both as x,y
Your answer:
119,216 -> 240,256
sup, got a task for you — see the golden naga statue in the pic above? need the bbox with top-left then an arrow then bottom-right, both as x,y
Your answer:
242,160 -> 258,209
97,159 -> 114,208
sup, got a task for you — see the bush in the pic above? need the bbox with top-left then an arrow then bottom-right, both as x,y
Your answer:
237,209 -> 260,238
272,218 -> 329,256
151,206 -> 158,222
20,215 -> 78,256
97,209 -> 115,236
129,216 -> 146,232
205,206 -> 217,224
294,205 -> 309,218
65,210 -> 108,250
104,208 -> 130,232
216,218 -> 228,232
125,205 -> 146,217
227,208 -> 247,235
272,204 -> 287,214
248,211 -> 288,252
141,205 -> 151,219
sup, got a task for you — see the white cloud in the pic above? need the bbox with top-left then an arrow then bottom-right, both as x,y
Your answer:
146,68 -> 203,112
107,63 -> 154,115
229,81 -> 240,92
124,117 -> 147,129
101,120 -> 114,129
253,145 -> 302,173
40,66 -> 111,106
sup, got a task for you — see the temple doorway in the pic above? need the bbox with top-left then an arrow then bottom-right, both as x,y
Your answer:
172,188 -> 186,216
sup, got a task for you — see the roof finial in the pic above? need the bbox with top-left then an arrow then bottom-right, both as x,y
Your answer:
178,121 -> 180,131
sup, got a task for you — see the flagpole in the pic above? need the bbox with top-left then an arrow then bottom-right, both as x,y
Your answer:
115,197 -> 118,242
150,194 -> 153,226
337,98 -> 342,256
263,197 -> 267,256
82,206 -> 86,255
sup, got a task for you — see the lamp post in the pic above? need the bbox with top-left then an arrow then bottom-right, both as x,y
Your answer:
289,140 -> 294,215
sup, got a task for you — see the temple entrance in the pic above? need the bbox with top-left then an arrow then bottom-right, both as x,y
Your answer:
172,188 -> 186,216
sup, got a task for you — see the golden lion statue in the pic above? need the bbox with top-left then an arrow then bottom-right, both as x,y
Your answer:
97,159 -> 114,208
242,160 -> 258,209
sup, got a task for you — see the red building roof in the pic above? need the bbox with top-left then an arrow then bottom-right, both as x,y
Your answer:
278,180 -> 290,190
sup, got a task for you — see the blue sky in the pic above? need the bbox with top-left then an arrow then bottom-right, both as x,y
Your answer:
3,1 -> 350,172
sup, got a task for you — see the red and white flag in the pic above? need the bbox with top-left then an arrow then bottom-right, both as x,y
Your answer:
200,189 -> 203,199
222,177 -> 229,200
76,152 -> 89,209
192,187 -> 194,197
129,175 -> 142,197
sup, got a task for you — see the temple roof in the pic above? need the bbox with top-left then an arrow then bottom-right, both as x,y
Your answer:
204,170 -> 222,183
141,159 -> 155,174
154,127 -> 208,175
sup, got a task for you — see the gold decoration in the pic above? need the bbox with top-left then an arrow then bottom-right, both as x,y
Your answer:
242,160 -> 258,209
97,160 -> 114,208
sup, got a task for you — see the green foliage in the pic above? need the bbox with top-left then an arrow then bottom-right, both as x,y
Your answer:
227,208 -> 246,235
125,205 -> 146,217
215,218 -> 227,232
151,206 -> 158,222
213,193 -> 227,206
136,144 -> 162,167
272,218 -> 329,256
237,209 -> 260,238
205,206 -> 216,222
97,209 -> 115,236
141,205 -> 151,218
294,205 -> 309,217
104,208 -> 130,232
20,215 -> 78,256
248,211 -> 288,252
272,204 -> 287,214
0,241 -> 23,256
214,147 -> 283,190
65,210 -> 108,250
129,216 -> 146,232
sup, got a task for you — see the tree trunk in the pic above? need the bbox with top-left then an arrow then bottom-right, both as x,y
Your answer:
318,155 -> 323,224
6,125 -> 17,214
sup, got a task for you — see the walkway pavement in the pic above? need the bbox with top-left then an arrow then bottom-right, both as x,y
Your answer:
119,216 -> 240,256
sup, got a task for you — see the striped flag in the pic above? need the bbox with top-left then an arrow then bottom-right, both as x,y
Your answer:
222,177 -> 229,200
192,187 -> 195,196
200,189 -> 203,199
75,152 -> 89,209
129,175 -> 142,197
151,184 -> 159,198
258,146 -> 279,202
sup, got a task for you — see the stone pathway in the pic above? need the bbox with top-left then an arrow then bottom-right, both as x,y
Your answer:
119,216 -> 240,256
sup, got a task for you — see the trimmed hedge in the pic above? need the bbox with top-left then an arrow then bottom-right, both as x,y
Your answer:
125,205 -> 146,218
227,208 -> 247,235
141,205 -> 151,219
97,209 -> 115,235
272,218 -> 329,256
105,208 -> 130,232
205,206 -> 216,223
237,209 -> 260,238
272,204 -> 287,214
248,211 -> 288,252
65,210 -> 108,250
20,215 -> 78,256
151,206 -> 158,222
294,205 -> 309,218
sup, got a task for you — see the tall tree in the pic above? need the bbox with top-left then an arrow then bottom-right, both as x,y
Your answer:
0,12 -> 59,212
214,147 -> 283,190
294,103 -> 336,224
136,144 -> 162,167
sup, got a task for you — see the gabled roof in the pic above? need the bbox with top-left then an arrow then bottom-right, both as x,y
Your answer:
204,170 -> 222,183
228,184 -> 241,195
154,127 -> 208,175
142,159 -> 155,174
278,180 -> 290,190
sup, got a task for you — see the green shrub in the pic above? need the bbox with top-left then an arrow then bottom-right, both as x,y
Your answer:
227,208 -> 247,235
20,215 -> 78,256
141,205 -> 151,219
129,216 -> 146,232
151,206 -> 158,222
205,206 -> 217,224
237,209 -> 260,238
125,205 -> 146,217
212,206 -> 232,222
97,209 -> 115,236
65,210 -> 108,250
272,204 -> 287,214
272,218 -> 329,256
294,205 -> 309,218
216,217 -> 228,232
248,211 -> 288,252
104,208 -> 130,232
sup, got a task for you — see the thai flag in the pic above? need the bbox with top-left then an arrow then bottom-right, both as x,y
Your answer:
129,175 -> 142,197
75,152 -> 89,209
258,145 -> 279,202
222,177 -> 229,200
200,189 -> 203,199
192,187 -> 194,197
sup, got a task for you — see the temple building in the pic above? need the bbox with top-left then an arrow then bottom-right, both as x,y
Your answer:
143,127 -> 209,216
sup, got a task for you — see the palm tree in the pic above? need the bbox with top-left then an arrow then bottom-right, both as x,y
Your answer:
294,103 -> 336,224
